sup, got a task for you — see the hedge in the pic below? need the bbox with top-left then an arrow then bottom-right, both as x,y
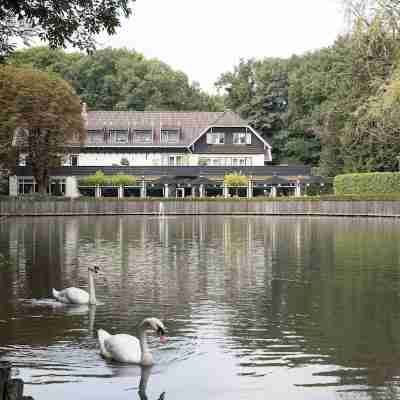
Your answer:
334,172 -> 400,195
79,170 -> 137,186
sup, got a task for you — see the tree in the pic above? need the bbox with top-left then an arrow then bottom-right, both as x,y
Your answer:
0,0 -> 133,60
0,65 -> 85,193
9,47 -> 223,111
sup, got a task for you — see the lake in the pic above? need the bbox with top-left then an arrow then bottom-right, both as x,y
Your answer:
1,215 -> 400,400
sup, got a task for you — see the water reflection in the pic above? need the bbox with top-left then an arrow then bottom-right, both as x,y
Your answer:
1,216 -> 400,399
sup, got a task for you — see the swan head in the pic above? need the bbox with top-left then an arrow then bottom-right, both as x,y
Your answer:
88,266 -> 100,274
140,318 -> 167,343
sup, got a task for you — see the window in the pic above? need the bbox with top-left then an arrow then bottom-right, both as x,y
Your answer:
87,130 -> 103,144
233,132 -> 251,145
135,129 -> 153,143
19,154 -> 26,166
199,158 -> 210,166
161,129 -> 179,143
116,130 -> 128,143
70,154 -> 79,167
18,177 -> 35,194
206,132 -> 225,144
212,159 -> 221,166
167,155 -> 184,166
103,131 -> 112,144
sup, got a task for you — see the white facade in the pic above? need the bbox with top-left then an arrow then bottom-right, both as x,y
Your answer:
60,152 -> 265,167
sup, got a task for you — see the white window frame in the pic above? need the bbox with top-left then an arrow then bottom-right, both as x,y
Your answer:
206,132 -> 225,144
167,155 -> 184,166
116,131 -> 128,143
233,132 -> 251,145
19,154 -> 27,166
70,154 -> 79,167
135,129 -> 153,143
161,129 -> 179,143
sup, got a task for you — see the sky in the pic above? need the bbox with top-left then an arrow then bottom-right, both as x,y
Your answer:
98,0 -> 346,93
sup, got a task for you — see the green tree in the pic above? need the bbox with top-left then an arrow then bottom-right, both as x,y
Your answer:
0,65 -> 84,193
0,0 -> 134,60
9,47 -> 223,112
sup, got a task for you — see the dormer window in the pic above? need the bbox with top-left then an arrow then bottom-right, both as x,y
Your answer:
206,132 -> 225,144
233,132 -> 251,144
161,129 -> 179,143
135,129 -> 153,143
116,130 -> 128,143
70,154 -> 79,167
19,154 -> 27,166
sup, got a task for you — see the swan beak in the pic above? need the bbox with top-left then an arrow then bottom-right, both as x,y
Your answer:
160,335 -> 168,344
157,326 -> 167,344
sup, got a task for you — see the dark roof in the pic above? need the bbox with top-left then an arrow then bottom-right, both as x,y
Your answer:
16,165 -> 312,178
85,110 -> 248,146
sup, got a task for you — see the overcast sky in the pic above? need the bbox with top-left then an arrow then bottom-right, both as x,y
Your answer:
98,0 -> 345,93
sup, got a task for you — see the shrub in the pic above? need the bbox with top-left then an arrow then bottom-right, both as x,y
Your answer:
110,174 -> 137,186
224,172 -> 249,186
80,170 -> 109,186
120,158 -> 129,166
334,172 -> 400,194
79,171 -> 137,186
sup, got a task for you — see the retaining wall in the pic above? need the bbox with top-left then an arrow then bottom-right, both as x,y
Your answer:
1,200 -> 400,217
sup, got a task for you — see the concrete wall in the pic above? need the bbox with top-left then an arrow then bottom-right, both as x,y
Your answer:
1,200 -> 400,217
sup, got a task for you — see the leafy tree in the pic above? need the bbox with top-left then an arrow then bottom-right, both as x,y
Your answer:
0,65 -> 84,193
0,0 -> 133,60
9,47 -> 223,112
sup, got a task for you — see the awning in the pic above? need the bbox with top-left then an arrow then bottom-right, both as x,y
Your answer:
254,176 -> 289,186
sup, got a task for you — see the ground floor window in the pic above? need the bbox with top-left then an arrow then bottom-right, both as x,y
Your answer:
253,187 -> 272,197
79,187 -> 95,197
18,177 -> 65,195
100,187 -> 118,197
205,185 -> 223,197
18,177 -> 36,194
50,179 -> 66,196
228,187 -> 247,197
123,187 -> 141,197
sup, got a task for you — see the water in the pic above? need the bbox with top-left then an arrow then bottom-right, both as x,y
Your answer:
1,215 -> 400,400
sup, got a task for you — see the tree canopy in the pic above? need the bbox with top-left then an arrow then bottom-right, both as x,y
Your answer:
0,65 -> 84,192
9,47 -> 223,112
217,0 -> 400,176
0,0 -> 133,60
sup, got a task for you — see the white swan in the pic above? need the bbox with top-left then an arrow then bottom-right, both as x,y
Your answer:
98,317 -> 167,365
52,266 -> 99,305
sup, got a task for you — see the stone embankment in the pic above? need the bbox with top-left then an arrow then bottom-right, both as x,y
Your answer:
0,200 -> 400,217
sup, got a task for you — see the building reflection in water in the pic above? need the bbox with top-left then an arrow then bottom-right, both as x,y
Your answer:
2,216 -> 400,397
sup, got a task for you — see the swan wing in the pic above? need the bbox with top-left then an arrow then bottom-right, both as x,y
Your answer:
52,287 -> 89,304
104,334 -> 141,364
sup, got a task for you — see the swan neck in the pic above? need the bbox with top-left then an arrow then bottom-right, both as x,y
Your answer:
139,329 -> 152,365
88,270 -> 96,305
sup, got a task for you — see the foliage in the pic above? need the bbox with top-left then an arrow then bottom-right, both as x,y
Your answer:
79,170 -> 109,186
0,0 -> 133,60
109,174 -> 136,186
9,47 -> 223,111
79,171 -> 137,186
120,157 -> 129,166
0,65 -> 84,193
334,172 -> 400,194
224,172 -> 249,186
217,3 -> 400,175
